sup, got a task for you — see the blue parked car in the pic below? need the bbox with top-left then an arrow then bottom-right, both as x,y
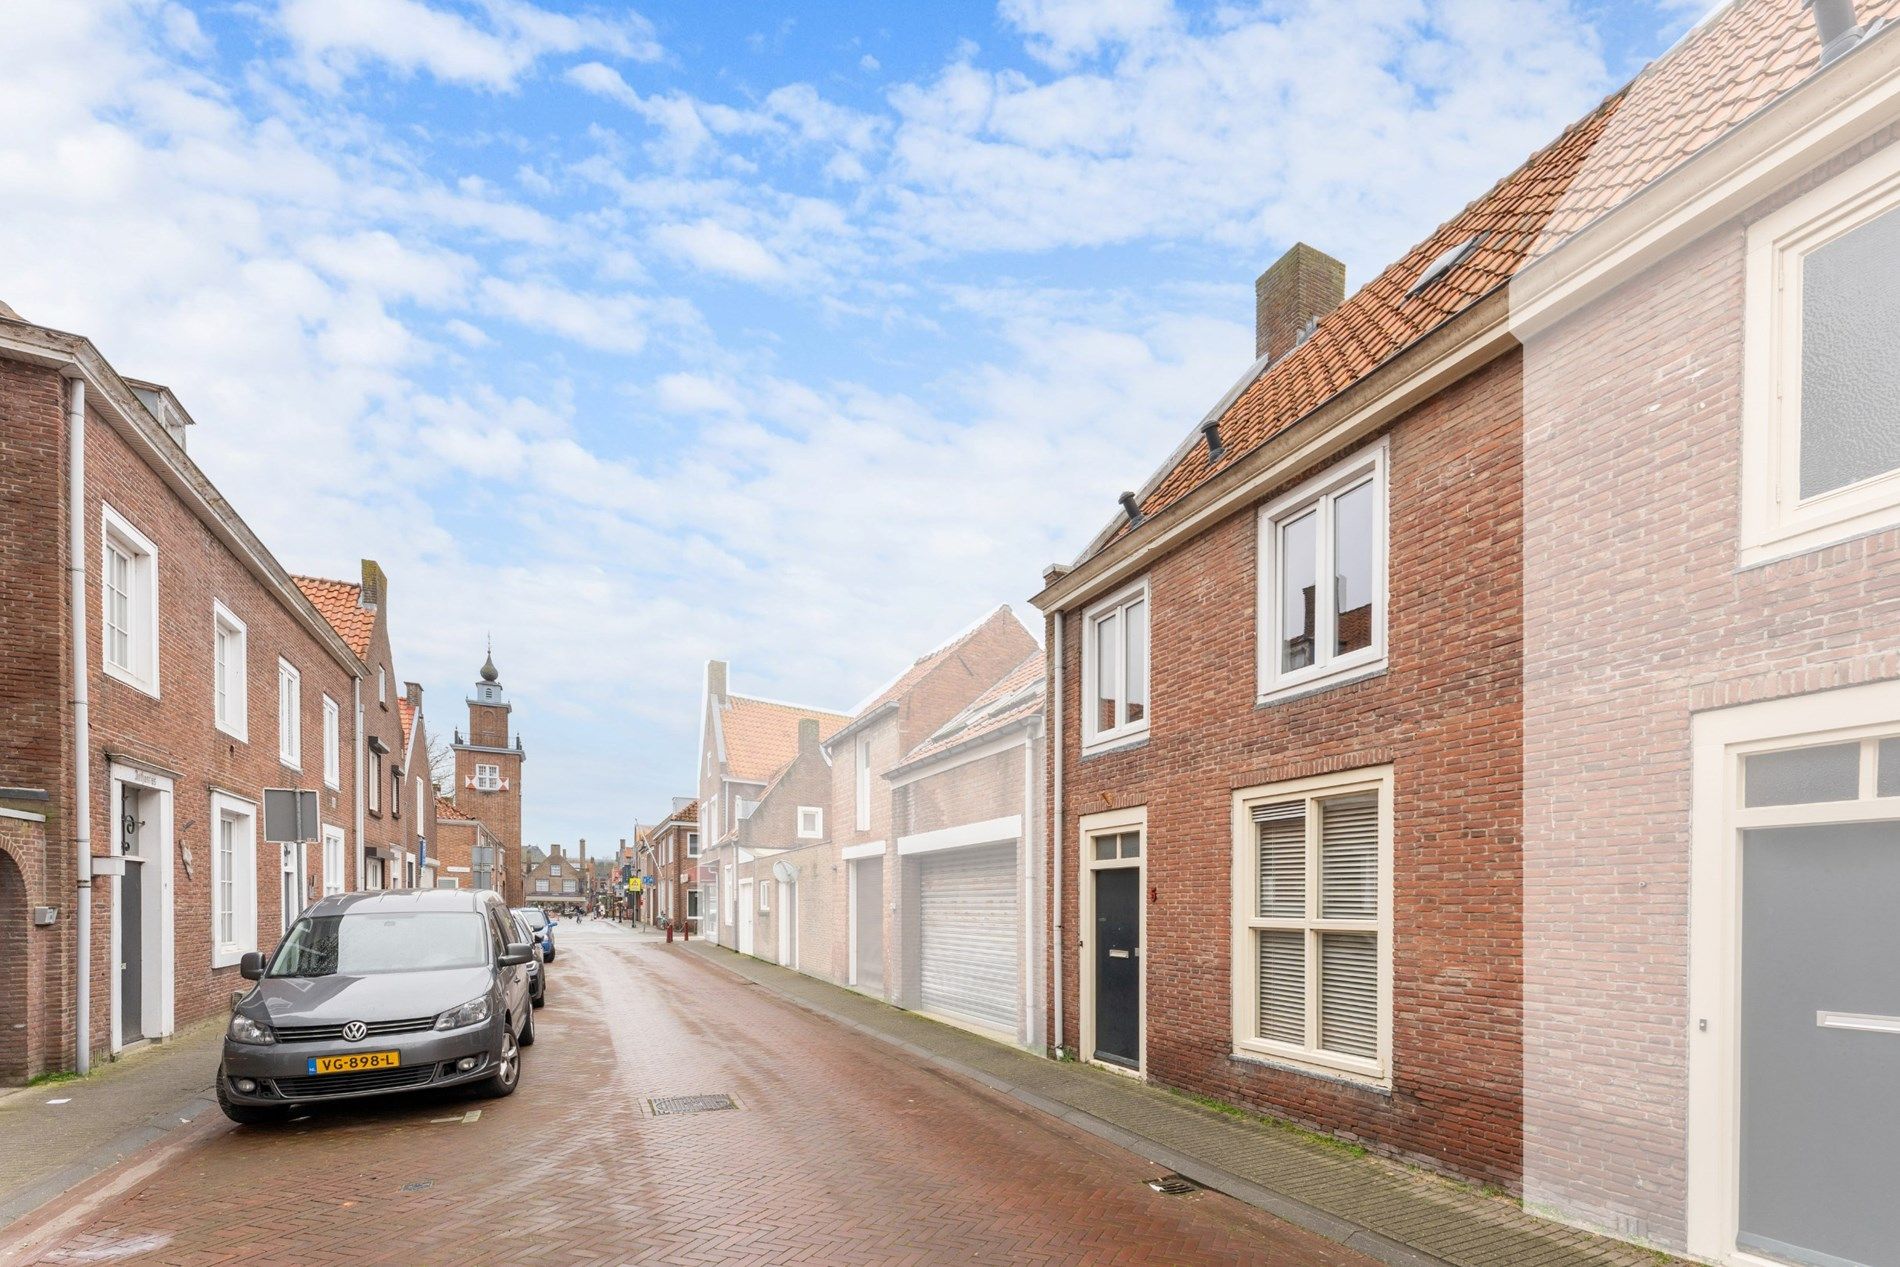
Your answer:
514,907 -> 555,961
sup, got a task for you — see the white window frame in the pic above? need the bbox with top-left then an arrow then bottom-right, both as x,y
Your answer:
535,878 -> 549,894
797,806 -> 823,838
1230,764 -> 1394,1088
377,665 -> 387,705
368,750 -> 382,813
276,658 -> 301,769
1742,144 -> 1900,568
687,830 -> 699,858
1081,576 -> 1151,754
211,601 -> 247,740
550,863 -> 561,877
321,823 -> 346,896
209,792 -> 258,967
759,880 -> 770,913
855,736 -> 872,830
100,504 -> 160,697
1256,442 -> 1388,704
322,696 -> 341,790
475,763 -> 500,792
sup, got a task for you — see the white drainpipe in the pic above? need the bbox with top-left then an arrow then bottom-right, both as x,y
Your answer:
1051,613 -> 1065,1057
66,374 -> 92,1076
353,676 -> 365,890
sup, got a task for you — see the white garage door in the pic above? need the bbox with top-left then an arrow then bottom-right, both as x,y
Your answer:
918,843 -> 1018,1034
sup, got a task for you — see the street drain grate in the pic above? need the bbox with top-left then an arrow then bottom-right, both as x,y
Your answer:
647,1094 -> 739,1116
1146,1174 -> 1200,1196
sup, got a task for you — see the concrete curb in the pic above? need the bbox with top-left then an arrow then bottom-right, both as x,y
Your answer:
682,942 -> 1454,1267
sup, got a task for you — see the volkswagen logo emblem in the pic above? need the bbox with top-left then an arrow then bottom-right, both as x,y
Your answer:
341,1020 -> 368,1043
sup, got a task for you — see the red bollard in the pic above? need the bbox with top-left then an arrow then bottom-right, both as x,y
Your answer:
665,923 -> 674,943
682,920 -> 690,942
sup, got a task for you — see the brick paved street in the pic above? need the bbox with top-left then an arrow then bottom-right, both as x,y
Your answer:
1,920 -> 1373,1266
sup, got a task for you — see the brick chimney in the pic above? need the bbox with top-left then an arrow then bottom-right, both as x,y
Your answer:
706,660 -> 728,702
1255,243 -> 1345,363
797,717 -> 819,754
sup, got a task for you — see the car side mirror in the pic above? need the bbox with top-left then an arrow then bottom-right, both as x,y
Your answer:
499,942 -> 534,966
239,951 -> 265,981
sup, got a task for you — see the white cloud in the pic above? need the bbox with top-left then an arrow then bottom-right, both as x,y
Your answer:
478,277 -> 659,353
278,0 -> 659,92
998,0 -> 1176,67
651,220 -> 786,282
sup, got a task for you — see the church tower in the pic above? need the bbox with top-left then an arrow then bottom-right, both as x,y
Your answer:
453,647 -> 525,904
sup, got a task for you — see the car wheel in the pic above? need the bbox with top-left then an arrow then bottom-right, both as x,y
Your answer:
217,1076 -> 288,1125
531,982 -> 546,1008
519,1007 -> 537,1047
479,1025 -> 520,1098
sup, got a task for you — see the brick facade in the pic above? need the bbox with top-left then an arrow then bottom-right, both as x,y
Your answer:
451,655 -> 525,904
1045,351 -> 1526,1185
0,337 -> 372,1078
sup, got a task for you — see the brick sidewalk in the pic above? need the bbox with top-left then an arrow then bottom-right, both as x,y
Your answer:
681,941 -> 1688,1267
0,1018 -> 221,1232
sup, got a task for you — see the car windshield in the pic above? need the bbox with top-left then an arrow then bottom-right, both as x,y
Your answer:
516,909 -> 547,930
268,911 -> 490,977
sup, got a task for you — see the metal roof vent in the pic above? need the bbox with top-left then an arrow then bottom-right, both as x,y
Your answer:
1809,0 -> 1879,65
1200,418 -> 1224,462
1118,491 -> 1145,528
1407,232 -> 1488,297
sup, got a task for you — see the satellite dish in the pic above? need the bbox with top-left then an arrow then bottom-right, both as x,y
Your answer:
772,860 -> 797,884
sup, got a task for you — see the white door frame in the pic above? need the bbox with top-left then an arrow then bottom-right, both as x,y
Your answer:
737,879 -> 755,956
777,879 -> 795,966
106,763 -> 174,1053
1687,679 -> 1900,1264
1077,805 -> 1145,1077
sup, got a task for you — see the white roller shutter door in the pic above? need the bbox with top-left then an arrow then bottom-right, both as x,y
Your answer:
918,842 -> 1018,1034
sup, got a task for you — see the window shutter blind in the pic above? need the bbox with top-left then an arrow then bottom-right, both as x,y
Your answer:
1318,932 -> 1378,1058
1253,801 -> 1305,919
1320,795 -> 1379,920
1256,929 -> 1305,1044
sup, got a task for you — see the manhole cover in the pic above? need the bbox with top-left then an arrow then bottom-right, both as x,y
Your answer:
647,1094 -> 739,1116
1146,1174 -> 1200,1196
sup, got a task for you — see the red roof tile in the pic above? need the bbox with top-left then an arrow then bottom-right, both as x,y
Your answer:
1116,0 -> 1892,538
720,695 -> 850,784
293,575 -> 373,660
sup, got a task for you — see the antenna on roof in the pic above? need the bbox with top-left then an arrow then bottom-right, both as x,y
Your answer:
1118,491 -> 1145,528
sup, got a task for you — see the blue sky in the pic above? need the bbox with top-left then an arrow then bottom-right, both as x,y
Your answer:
0,0 -> 1699,845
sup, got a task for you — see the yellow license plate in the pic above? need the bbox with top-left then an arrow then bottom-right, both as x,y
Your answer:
308,1051 -> 400,1075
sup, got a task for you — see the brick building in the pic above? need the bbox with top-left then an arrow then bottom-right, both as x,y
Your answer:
524,841 -> 586,911
720,719 -> 833,968
697,661 -> 849,952
0,307 -> 409,1080
432,796 -> 510,897
818,608 -> 1037,998
886,654 -> 1045,1047
450,650 -> 525,902
1032,3 -> 1900,1262
644,800 -> 697,931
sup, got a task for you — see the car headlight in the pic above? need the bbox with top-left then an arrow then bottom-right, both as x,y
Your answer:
435,994 -> 493,1031
227,1013 -> 276,1045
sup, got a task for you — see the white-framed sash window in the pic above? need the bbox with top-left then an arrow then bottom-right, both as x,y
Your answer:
1257,443 -> 1387,703
100,505 -> 160,696
797,806 -> 823,838
276,659 -> 301,769
1081,577 -> 1150,754
322,695 -> 341,789
1742,144 -> 1900,566
212,601 -> 247,739
209,792 -> 258,967
475,763 -> 500,791
1232,765 -> 1393,1087
321,823 -> 346,896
